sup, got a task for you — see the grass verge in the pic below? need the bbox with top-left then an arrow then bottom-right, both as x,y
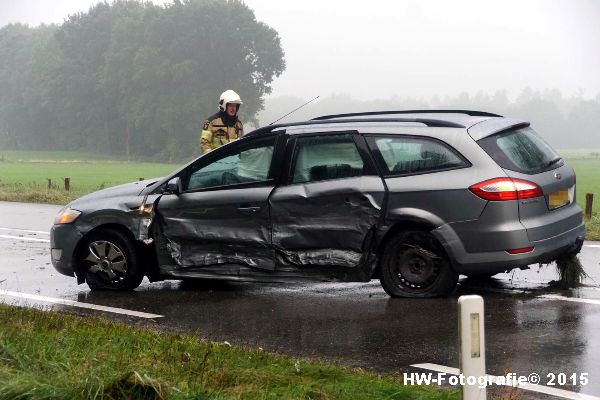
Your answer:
0,304 -> 455,400
587,214 -> 600,240
0,183 -> 84,204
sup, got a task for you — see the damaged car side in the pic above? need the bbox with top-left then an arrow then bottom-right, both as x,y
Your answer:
51,110 -> 585,297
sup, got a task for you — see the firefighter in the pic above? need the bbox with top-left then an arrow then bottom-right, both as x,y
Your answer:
200,90 -> 244,154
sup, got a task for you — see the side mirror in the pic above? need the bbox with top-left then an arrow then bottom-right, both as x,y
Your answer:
166,177 -> 182,195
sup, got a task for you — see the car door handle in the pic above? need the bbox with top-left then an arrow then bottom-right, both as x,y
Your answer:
237,206 -> 261,214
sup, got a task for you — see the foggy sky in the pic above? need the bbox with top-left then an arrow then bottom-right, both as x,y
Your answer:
2,0 -> 599,101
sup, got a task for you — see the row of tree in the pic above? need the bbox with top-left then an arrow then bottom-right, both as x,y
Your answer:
1,0 -> 597,159
257,89 -> 600,150
0,0 -> 285,161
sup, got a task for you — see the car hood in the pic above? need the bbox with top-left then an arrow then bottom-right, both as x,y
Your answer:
69,178 -> 161,209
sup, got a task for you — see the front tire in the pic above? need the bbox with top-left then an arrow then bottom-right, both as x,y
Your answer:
380,230 -> 457,298
80,229 -> 144,290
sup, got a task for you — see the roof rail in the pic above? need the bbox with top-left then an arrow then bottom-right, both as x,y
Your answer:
311,110 -> 503,120
244,117 -> 465,138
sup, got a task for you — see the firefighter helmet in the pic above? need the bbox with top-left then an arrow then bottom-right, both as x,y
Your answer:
218,90 -> 242,112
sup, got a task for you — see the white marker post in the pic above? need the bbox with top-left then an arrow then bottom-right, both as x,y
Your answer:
458,295 -> 486,400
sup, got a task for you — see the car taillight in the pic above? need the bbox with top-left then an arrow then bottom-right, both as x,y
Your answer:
506,246 -> 535,254
469,178 -> 543,201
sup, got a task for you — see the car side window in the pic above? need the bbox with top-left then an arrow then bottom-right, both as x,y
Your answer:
291,134 -> 364,184
372,136 -> 467,175
184,136 -> 276,191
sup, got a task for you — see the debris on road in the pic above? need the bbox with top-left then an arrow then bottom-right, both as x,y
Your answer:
551,255 -> 588,288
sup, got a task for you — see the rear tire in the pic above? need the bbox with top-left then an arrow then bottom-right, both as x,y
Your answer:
380,230 -> 457,298
80,229 -> 144,290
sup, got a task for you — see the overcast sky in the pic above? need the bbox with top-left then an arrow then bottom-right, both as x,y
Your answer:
2,0 -> 599,101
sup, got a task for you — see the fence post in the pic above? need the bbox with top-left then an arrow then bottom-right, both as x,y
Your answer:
585,193 -> 593,220
458,295 -> 487,400
47,178 -> 52,189
63,177 -> 70,191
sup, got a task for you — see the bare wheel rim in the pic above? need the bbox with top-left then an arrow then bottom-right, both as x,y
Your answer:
393,243 -> 441,290
84,240 -> 127,284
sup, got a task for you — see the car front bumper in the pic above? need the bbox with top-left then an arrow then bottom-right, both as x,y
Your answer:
50,224 -> 84,277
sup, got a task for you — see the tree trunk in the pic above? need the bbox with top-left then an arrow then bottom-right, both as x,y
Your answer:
125,122 -> 131,161
104,110 -> 112,153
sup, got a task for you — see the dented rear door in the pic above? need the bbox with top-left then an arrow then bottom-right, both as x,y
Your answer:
269,133 -> 385,275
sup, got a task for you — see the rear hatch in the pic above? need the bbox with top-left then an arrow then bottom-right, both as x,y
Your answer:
477,126 -> 582,242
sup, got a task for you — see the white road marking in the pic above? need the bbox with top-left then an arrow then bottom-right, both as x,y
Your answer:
584,245 -> 600,248
458,284 -> 532,295
412,363 -> 600,400
0,227 -> 50,235
413,363 -> 460,374
0,234 -> 50,243
0,290 -> 163,319
538,294 -> 600,306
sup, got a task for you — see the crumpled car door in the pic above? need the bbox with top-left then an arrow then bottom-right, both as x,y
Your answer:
269,133 -> 385,280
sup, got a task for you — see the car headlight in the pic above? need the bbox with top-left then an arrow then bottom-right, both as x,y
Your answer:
54,208 -> 82,224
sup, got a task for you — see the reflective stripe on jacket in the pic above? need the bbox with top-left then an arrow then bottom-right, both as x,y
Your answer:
200,113 -> 244,154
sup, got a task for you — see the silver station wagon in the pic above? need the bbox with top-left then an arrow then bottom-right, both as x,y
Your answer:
51,110 -> 585,297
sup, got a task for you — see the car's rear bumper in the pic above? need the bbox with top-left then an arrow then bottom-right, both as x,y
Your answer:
433,221 -> 586,275
50,224 -> 83,277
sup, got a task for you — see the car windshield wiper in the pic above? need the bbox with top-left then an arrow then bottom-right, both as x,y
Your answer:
544,157 -> 562,168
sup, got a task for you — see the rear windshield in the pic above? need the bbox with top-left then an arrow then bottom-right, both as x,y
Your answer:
478,127 -> 562,174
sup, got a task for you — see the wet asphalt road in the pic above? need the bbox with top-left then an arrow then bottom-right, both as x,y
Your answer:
1,200 -> 600,398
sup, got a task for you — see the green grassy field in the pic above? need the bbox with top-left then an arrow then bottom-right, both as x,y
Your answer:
0,150 -> 178,190
0,303 -> 454,400
568,159 -> 600,213
0,150 -> 598,238
0,150 -> 126,162
568,159 -> 600,239
0,150 -> 179,204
